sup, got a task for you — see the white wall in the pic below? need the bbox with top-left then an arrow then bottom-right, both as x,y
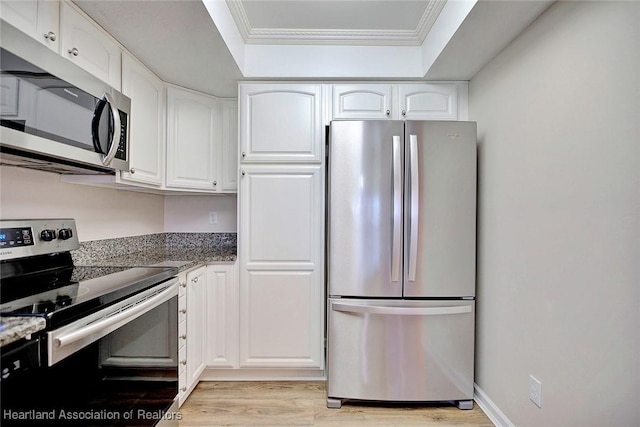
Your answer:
469,1 -> 639,426
0,166 -> 165,241
164,194 -> 237,232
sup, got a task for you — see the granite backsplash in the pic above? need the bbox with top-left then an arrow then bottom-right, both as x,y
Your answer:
71,232 -> 237,265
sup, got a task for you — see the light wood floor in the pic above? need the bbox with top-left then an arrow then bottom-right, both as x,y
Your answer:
179,382 -> 494,426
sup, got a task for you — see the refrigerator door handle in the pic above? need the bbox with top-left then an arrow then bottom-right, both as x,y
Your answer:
391,135 -> 402,283
408,134 -> 419,282
332,301 -> 472,316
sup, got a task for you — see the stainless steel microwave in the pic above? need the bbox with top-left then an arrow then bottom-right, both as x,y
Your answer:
0,22 -> 130,175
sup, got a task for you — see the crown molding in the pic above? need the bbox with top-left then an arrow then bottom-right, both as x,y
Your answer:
226,0 -> 448,46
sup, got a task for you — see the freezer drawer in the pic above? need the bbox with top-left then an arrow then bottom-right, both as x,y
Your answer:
327,298 -> 475,404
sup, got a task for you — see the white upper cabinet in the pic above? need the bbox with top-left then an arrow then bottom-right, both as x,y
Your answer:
0,0 -> 59,52
330,83 -> 465,121
397,83 -> 458,120
239,84 -> 323,163
332,84 -> 393,120
120,53 -> 165,187
59,1 -> 121,89
166,86 -> 219,191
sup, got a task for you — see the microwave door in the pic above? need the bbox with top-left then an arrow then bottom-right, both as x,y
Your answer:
91,92 -> 121,166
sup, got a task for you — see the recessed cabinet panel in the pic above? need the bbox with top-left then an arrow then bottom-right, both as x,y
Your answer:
207,263 -> 238,368
166,87 -> 218,190
398,84 -> 458,120
332,84 -> 392,119
0,0 -> 59,52
240,271 -> 322,368
240,165 -> 322,267
59,2 -> 121,89
186,267 -> 206,388
120,53 -> 164,186
240,84 -> 322,162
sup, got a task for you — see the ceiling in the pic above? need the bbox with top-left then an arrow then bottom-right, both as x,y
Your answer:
74,0 -> 554,98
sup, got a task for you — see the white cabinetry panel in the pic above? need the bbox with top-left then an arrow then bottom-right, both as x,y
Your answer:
221,99 -> 238,191
240,84 -> 322,163
166,86 -> 218,190
207,262 -> 238,368
59,2 -> 121,89
186,266 -> 206,392
398,84 -> 458,120
0,0 -> 59,52
120,53 -> 164,186
332,84 -> 393,119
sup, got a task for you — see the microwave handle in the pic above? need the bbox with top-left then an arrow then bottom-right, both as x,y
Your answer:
91,92 -> 121,166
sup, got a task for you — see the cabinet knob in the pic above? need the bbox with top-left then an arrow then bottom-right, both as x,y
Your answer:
68,47 -> 79,57
213,181 -> 217,186
402,109 -> 406,117
180,309 -> 187,314
386,109 -> 390,117
180,334 -> 187,340
43,32 -> 56,42
241,170 -> 246,176
180,360 -> 187,365
241,152 -> 246,158
180,281 -> 187,288
129,168 -> 136,174
192,277 -> 198,283
181,387 -> 187,392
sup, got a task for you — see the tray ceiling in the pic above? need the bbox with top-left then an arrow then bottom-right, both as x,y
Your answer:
227,0 -> 447,45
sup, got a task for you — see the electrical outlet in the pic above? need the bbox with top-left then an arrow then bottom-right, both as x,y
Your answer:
208,211 -> 218,225
529,375 -> 542,408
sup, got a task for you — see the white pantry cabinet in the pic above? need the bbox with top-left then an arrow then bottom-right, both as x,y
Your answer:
166,86 -> 219,191
119,52 -> 165,187
238,164 -> 324,369
0,0 -> 59,52
239,84 -> 323,163
331,83 -> 465,120
184,266 -> 207,400
59,1 -> 121,89
206,262 -> 238,368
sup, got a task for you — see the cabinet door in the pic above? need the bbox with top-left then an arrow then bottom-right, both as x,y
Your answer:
221,99 -> 238,192
0,0 -> 59,52
120,53 -> 164,186
166,86 -> 219,190
238,165 -> 324,368
398,84 -> 458,120
239,84 -> 323,163
332,84 -> 393,119
186,266 -> 207,389
207,262 -> 238,368
59,2 -> 121,89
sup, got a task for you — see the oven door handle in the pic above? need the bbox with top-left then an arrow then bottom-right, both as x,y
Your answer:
55,282 -> 177,348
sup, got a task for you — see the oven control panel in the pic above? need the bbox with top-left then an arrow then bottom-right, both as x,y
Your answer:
0,219 -> 79,261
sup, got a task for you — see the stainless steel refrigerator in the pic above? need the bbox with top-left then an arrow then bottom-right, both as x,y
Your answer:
326,120 -> 477,410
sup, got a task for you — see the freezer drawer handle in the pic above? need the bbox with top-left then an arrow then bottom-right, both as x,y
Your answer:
331,301 -> 471,316
391,135 -> 402,282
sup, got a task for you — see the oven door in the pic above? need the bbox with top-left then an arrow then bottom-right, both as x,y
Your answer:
1,284 -> 179,426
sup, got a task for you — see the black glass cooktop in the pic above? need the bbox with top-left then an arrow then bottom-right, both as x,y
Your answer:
0,254 -> 177,328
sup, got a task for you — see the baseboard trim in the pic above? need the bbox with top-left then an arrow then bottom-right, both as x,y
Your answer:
199,368 -> 326,381
474,383 -> 515,427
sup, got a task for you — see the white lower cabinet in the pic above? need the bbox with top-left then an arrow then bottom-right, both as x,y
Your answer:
179,266 -> 207,406
206,262 -> 239,368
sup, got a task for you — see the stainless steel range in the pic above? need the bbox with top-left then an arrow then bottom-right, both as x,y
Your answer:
0,219 -> 179,426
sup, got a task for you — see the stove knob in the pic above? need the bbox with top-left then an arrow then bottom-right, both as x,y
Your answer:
40,229 -> 56,242
58,228 -> 73,240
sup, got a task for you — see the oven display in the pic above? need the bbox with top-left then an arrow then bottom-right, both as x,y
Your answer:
0,227 -> 34,247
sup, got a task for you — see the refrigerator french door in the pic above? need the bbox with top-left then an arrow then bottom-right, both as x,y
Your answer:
326,120 -> 477,409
